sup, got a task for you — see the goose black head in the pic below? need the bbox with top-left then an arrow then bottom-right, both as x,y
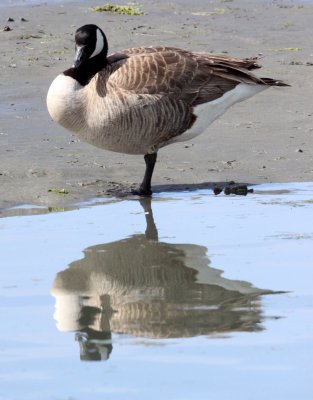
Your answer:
74,24 -> 108,68
64,24 -> 109,86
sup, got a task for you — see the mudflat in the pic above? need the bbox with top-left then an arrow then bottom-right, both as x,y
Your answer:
1,0 -> 312,208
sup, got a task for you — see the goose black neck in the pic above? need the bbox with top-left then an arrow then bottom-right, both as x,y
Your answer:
64,52 -> 108,86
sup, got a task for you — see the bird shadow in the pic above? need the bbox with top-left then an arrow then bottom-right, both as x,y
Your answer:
106,181 -> 256,198
152,181 -> 256,195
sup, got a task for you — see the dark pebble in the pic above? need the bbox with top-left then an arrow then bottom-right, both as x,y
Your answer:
213,187 -> 223,195
224,185 -> 254,196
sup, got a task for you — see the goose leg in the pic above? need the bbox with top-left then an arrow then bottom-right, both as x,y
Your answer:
133,153 -> 157,196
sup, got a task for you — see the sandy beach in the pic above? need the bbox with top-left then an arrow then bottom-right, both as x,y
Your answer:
1,0 -> 312,208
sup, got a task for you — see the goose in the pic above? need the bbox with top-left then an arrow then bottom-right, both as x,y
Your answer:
47,24 -> 288,196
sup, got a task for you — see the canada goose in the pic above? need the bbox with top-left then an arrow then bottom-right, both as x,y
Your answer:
47,24 -> 288,196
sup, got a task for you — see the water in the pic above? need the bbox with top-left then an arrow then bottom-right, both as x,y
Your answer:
1,0 -> 310,6
0,0 -> 81,7
1,182 -> 313,400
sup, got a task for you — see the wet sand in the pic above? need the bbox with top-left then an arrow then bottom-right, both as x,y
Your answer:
1,0 -> 312,208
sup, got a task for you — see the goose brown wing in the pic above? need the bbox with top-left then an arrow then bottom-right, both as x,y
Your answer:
107,47 -> 199,96
107,47 -> 265,105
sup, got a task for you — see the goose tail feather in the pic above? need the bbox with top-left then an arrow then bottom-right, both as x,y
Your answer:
260,77 -> 290,87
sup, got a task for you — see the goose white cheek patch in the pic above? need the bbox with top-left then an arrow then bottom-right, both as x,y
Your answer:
90,28 -> 104,59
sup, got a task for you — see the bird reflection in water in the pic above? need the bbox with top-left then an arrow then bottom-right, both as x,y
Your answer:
51,198 -> 275,361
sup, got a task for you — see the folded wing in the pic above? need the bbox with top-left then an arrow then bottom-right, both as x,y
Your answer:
107,46 -> 267,106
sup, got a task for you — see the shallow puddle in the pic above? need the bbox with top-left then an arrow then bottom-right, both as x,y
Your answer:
1,182 -> 313,400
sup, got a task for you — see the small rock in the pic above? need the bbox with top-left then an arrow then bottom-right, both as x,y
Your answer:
224,185 -> 253,196
7,17 -> 14,22
213,182 -> 253,196
213,186 -> 223,195
21,17 -> 28,22
297,149 -> 304,153
289,61 -> 303,66
224,186 -> 232,195
3,26 -> 12,31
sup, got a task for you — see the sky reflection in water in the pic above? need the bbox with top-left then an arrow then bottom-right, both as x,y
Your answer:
0,183 -> 313,399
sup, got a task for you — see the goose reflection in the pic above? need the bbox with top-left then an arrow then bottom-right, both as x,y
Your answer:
51,198 -> 274,361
